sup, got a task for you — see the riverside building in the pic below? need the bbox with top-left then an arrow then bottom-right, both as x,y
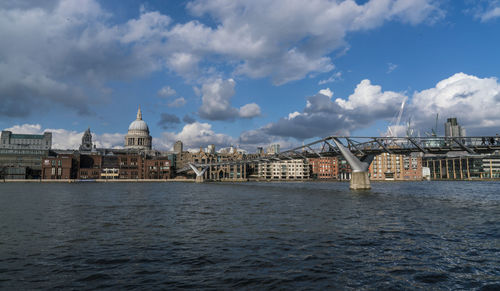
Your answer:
0,131 -> 52,179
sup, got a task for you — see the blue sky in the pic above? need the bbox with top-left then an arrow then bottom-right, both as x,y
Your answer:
1,0 -> 500,151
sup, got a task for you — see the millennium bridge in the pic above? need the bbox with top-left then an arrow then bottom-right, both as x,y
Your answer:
181,136 -> 500,190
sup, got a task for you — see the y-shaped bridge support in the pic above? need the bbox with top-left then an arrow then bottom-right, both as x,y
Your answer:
188,163 -> 209,183
331,138 -> 374,190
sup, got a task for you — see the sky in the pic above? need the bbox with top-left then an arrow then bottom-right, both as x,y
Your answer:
1,0 -> 500,151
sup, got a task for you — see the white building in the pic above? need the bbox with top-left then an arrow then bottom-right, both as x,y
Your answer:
258,159 -> 310,180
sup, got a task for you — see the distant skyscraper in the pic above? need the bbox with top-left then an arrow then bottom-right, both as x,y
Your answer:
267,143 -> 280,154
444,117 -> 466,138
174,140 -> 183,153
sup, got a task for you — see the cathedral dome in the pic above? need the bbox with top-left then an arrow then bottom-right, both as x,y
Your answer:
124,106 -> 152,150
128,119 -> 149,132
128,107 -> 149,133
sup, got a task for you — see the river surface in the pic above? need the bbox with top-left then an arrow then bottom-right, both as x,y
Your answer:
0,181 -> 499,290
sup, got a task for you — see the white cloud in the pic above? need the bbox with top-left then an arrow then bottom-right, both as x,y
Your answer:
156,122 -> 234,151
319,88 -> 334,98
239,103 -> 261,118
247,72 -> 500,141
481,6 -> 500,21
387,62 -> 398,73
157,86 -> 176,97
318,71 -> 342,85
120,10 -> 171,43
287,111 -> 301,120
168,97 -> 187,108
181,0 -> 443,84
472,1 -> 500,22
198,78 -> 261,120
335,79 -> 405,112
0,0 -> 445,120
409,72 -> 500,134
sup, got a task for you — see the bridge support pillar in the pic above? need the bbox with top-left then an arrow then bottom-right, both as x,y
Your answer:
331,138 -> 374,191
350,171 -> 371,190
195,175 -> 204,183
188,163 -> 208,183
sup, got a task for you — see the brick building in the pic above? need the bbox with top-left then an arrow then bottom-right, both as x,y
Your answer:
42,154 -> 75,180
369,153 -> 423,181
308,157 -> 338,179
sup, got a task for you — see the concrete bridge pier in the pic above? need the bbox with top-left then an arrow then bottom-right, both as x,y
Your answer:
331,138 -> 374,190
188,163 -> 208,183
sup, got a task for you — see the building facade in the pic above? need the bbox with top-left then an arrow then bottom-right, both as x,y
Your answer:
258,159 -> 309,180
424,155 -> 500,180
309,157 -> 339,179
369,153 -> 423,181
1,131 -> 52,150
0,131 -> 52,179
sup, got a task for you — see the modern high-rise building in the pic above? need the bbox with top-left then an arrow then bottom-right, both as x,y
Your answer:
174,140 -> 183,153
444,117 -> 466,138
267,143 -> 280,154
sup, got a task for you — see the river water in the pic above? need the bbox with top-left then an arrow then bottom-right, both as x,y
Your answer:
0,181 -> 499,290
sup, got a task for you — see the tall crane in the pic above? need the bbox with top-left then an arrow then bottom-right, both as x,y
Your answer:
386,97 -> 407,137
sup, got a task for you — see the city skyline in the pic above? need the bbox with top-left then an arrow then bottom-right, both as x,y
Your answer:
1,0 -> 500,151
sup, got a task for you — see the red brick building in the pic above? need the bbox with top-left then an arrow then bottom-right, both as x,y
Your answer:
78,154 -> 102,179
144,157 -> 171,179
308,157 -> 339,179
42,154 -> 75,179
116,153 -> 144,179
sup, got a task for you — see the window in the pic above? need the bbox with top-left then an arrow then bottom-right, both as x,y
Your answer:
51,168 -> 55,175
58,168 -> 62,176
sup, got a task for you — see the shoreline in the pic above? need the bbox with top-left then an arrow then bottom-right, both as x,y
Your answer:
1,178 -> 499,183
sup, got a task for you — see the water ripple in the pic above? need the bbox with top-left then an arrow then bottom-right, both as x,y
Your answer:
0,181 -> 498,289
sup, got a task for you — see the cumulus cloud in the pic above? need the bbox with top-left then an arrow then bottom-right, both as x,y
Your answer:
240,72 -> 500,142
409,72 -> 500,134
0,0 -> 444,120
3,123 -> 124,149
157,113 -> 181,129
198,79 -> 261,120
241,80 -> 406,140
157,86 -> 176,97
155,122 -> 234,151
239,103 -> 261,118
185,0 -> 443,84
168,97 -> 187,108
0,0 -> 164,117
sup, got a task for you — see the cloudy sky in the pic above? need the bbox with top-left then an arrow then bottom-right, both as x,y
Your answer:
1,0 -> 500,151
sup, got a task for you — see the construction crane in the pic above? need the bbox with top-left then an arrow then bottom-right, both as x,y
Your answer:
386,97 -> 407,137
425,113 -> 439,137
